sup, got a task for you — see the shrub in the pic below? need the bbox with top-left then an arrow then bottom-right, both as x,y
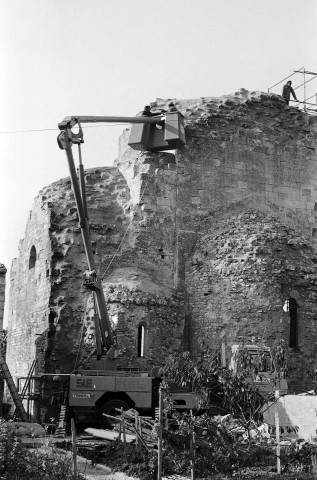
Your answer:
0,419 -> 86,480
78,442 -> 157,480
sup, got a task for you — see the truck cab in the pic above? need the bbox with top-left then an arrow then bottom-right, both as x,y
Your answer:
229,345 -> 288,398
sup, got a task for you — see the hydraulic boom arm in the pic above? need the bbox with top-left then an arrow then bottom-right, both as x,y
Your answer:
57,112 -> 186,359
58,115 -> 164,130
57,115 -> 165,360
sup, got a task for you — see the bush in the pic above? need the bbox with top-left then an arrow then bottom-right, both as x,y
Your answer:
281,441 -> 317,475
158,345 -> 281,475
161,346 -> 267,439
0,419 -> 86,480
158,411 -> 275,476
78,442 -> 157,480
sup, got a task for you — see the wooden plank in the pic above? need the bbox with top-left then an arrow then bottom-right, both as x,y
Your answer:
84,428 -> 136,442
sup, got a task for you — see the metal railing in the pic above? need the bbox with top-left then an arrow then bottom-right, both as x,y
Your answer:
268,67 -> 317,114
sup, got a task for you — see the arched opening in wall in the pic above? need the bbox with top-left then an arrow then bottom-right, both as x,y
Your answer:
48,311 -> 57,332
137,324 -> 146,358
29,246 -> 37,269
288,298 -> 298,349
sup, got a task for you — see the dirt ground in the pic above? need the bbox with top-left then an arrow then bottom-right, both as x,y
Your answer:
77,458 -> 138,480
76,458 -> 317,480
27,437 -> 317,480
31,445 -> 139,480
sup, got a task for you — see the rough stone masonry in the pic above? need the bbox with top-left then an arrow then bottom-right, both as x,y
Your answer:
6,89 -> 317,421
0,264 -> 6,332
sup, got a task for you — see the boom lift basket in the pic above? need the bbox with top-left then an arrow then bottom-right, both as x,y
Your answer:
128,112 -> 186,151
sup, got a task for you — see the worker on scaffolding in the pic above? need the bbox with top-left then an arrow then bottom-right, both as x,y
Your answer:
282,81 -> 297,105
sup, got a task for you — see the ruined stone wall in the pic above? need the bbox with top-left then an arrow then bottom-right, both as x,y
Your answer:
6,90 -> 317,416
162,91 -> 317,389
7,168 -> 130,378
117,92 -> 317,388
6,154 -> 186,420
7,201 -> 53,379
0,264 -> 6,331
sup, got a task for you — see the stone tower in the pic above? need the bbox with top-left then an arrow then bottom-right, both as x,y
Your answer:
0,264 -> 6,332
6,90 -> 317,420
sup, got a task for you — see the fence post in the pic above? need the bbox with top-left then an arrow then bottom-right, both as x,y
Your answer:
139,416 -> 143,439
221,341 -> 226,367
135,411 -> 139,448
190,410 -> 196,480
157,386 -> 164,480
275,412 -> 281,474
121,407 -> 126,444
71,418 -> 78,479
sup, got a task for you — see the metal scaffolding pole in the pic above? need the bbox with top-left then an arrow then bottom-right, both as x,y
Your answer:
268,67 -> 317,113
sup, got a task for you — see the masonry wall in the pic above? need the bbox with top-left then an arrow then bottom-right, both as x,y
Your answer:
117,92 -> 317,389
6,156 -> 186,420
6,90 -> 317,420
6,200 -> 53,379
165,91 -> 317,389
0,264 -> 6,332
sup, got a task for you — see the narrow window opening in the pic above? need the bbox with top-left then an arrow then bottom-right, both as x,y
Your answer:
158,248 -> 165,259
29,246 -> 37,269
289,297 -> 298,349
48,311 -> 57,325
313,228 -> 317,239
137,324 -> 145,358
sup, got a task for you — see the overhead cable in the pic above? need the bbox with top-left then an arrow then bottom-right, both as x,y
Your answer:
0,123 -> 127,135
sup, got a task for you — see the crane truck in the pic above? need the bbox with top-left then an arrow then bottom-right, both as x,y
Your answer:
56,111 -> 192,425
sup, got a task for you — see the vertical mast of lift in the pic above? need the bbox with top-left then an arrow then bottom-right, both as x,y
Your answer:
57,123 -> 113,359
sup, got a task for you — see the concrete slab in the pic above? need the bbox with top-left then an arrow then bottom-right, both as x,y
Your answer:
263,394 -> 317,441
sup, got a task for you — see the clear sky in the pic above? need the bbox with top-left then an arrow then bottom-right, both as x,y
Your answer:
1,0 -> 316,325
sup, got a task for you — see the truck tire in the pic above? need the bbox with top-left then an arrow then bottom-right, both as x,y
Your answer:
100,399 -> 130,429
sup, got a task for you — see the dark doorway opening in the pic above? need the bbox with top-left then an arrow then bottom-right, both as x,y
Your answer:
289,297 -> 298,349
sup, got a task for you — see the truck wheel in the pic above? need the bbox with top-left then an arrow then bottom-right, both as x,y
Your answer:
100,399 -> 130,429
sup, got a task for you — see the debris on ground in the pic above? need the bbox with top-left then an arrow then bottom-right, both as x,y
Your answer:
84,427 -> 136,443
7,421 -> 46,437
87,408 -> 158,449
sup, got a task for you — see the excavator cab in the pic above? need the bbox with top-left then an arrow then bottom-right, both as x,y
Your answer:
128,112 -> 186,152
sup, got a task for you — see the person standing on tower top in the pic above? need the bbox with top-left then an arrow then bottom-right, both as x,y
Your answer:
282,81 -> 297,105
